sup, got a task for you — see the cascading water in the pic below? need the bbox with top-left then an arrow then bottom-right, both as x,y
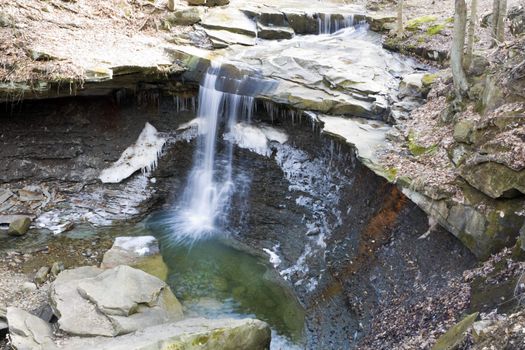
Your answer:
168,63 -> 276,243
317,13 -> 361,34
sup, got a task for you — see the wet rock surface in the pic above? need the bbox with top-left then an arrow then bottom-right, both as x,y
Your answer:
0,95 -> 197,233
0,94 -> 485,349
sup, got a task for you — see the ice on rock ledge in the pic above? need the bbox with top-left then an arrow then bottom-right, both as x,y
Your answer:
224,123 -> 288,157
99,122 -> 167,184
113,236 -> 159,256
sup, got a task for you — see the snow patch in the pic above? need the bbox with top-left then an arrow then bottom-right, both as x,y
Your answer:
177,118 -> 208,134
225,123 -> 288,157
320,116 -> 390,162
99,122 -> 166,184
113,236 -> 159,256
263,245 -> 282,268
36,174 -> 151,232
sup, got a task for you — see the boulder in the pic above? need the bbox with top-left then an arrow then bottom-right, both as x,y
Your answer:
6,307 -> 56,350
34,266 -> 50,285
283,11 -> 318,34
459,162 -> 525,199
201,8 -> 257,37
366,13 -> 397,32
453,120 -> 475,144
50,265 -> 183,337
166,7 -> 202,26
256,22 -> 294,40
22,282 -> 37,292
509,5 -> 525,36
0,12 -> 13,28
101,236 -> 168,281
399,73 -> 428,98
202,28 -> 256,48
59,317 -> 271,350
257,10 -> 288,27
8,216 -> 31,236
50,261 -> 65,277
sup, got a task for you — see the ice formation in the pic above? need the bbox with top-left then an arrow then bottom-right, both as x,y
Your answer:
99,122 -> 166,183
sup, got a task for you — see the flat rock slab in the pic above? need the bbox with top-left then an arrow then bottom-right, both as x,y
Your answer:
201,8 -> 257,37
171,24 -> 417,118
50,265 -> 183,337
6,307 -> 56,350
202,28 -> 256,48
59,317 -> 271,350
320,116 -> 391,162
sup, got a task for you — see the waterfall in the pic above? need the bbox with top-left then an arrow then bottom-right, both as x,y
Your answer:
318,14 -> 356,34
169,63 -> 275,244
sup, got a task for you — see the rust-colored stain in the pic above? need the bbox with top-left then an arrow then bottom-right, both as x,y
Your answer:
309,185 -> 408,308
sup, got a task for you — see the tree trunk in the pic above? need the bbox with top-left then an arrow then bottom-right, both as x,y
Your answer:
492,0 -> 507,45
397,0 -> 404,37
452,0 -> 469,96
464,0 -> 478,69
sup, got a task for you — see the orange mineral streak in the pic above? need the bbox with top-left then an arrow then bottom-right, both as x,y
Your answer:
311,185 -> 409,307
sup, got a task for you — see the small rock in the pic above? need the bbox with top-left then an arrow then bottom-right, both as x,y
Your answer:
23,282 -> 37,292
18,187 -> 46,201
8,216 -> 31,236
34,266 -> 50,285
453,120 -> 475,144
0,12 -> 13,27
51,261 -> 65,277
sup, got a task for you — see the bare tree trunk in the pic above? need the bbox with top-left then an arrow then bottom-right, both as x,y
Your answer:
397,0 -> 404,37
492,0 -> 507,45
452,0 -> 469,96
464,0 -> 478,69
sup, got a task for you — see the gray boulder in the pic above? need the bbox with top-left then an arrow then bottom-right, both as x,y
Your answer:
283,10 -> 319,34
6,307 -> 56,350
34,266 -> 50,285
101,236 -> 168,281
50,265 -> 183,337
256,22 -> 294,40
59,317 -> 271,350
166,7 -> 202,26
8,216 -> 31,236
201,8 -> 257,37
